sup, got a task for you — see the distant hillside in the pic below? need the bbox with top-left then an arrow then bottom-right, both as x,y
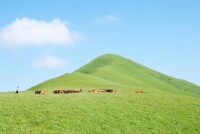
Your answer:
28,54 -> 200,96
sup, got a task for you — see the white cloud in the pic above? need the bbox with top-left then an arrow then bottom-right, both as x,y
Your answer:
105,14 -> 120,22
32,55 -> 69,69
0,17 -> 82,46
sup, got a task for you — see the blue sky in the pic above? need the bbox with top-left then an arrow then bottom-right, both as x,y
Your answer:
0,0 -> 200,91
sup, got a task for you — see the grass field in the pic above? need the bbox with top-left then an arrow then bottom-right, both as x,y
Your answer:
0,91 -> 199,133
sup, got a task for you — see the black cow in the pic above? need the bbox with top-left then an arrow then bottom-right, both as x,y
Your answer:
104,89 -> 113,92
35,90 -> 42,94
53,90 -> 60,94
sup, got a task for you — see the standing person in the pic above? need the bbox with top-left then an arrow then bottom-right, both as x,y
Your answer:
16,86 -> 19,94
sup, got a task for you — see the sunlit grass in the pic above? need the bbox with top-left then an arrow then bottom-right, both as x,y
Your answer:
0,91 -> 199,133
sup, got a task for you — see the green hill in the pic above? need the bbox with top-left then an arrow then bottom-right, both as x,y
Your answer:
28,54 -> 200,96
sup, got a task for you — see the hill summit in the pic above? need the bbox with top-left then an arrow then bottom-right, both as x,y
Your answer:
28,54 -> 200,96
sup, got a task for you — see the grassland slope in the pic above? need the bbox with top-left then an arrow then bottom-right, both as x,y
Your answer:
76,54 -> 200,96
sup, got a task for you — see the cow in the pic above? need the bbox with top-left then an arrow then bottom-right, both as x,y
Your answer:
35,90 -> 48,94
53,90 -> 61,94
135,90 -> 143,94
90,89 -> 102,92
59,90 -> 64,93
41,90 -> 48,95
64,90 -> 74,94
88,89 -> 95,92
73,89 -> 82,93
53,89 -> 65,94
101,89 -> 116,93
104,89 -> 113,92
35,90 -> 42,94
88,89 -> 117,93
64,89 -> 82,94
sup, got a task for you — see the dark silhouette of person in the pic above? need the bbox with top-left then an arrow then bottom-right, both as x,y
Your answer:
16,86 -> 19,94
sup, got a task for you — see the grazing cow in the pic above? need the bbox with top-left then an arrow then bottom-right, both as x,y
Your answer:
135,90 -> 143,94
91,89 -> 102,92
73,89 -> 82,93
100,89 -> 114,93
88,89 -> 94,92
105,89 -> 113,92
88,89 -> 95,92
35,90 -> 42,94
64,90 -> 73,94
88,89 -> 117,93
53,89 -> 65,94
59,90 -> 64,93
64,89 -> 82,94
53,90 -> 60,94
41,90 -> 48,95
35,90 -> 48,94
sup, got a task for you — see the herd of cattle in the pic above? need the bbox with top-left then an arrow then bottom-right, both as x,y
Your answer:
34,89 -> 144,94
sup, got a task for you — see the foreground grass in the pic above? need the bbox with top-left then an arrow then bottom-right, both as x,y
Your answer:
0,91 -> 199,133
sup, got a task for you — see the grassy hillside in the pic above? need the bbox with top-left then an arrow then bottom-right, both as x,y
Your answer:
29,54 -> 200,96
0,91 -> 199,133
29,72 -> 126,91
76,54 -> 200,96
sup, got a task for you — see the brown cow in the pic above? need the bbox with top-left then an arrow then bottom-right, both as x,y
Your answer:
135,90 -> 143,93
59,90 -> 64,93
93,89 -> 101,93
88,89 -> 95,92
41,90 -> 48,95
73,89 -> 82,93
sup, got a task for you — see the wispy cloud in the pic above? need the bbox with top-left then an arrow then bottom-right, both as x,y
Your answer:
0,17 -> 83,47
105,14 -> 120,22
93,14 -> 120,25
32,55 -> 69,69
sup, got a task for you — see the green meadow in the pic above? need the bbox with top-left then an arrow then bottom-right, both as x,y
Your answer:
0,91 -> 200,133
1,54 -> 200,133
